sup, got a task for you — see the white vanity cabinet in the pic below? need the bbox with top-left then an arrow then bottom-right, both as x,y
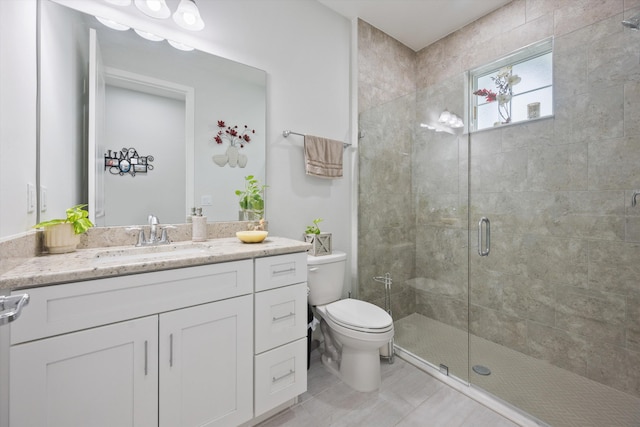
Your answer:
8,261 -> 254,427
253,252 -> 308,417
10,315 -> 159,427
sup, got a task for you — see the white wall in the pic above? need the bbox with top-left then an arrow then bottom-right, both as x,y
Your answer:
103,86 -> 185,226
39,0 -> 88,225
0,0 -> 37,239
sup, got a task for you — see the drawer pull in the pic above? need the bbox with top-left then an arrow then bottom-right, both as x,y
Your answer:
144,340 -> 148,376
273,312 -> 295,322
272,369 -> 295,383
272,267 -> 295,275
169,333 -> 174,367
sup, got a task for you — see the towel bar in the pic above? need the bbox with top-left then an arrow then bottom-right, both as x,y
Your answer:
282,130 -> 352,149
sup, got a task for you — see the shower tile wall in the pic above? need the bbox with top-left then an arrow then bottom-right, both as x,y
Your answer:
358,19 -> 416,319
359,0 -> 640,398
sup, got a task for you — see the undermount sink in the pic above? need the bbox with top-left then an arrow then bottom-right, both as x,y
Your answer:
93,242 -> 214,263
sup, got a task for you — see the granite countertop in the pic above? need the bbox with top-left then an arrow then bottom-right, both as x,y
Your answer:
0,236 -> 310,291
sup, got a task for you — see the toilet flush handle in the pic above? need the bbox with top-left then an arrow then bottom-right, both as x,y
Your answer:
308,267 -> 318,272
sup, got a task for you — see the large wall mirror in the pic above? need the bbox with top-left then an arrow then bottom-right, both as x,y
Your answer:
40,0 -> 266,227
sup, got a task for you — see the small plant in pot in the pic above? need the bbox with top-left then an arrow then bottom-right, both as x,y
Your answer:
33,204 -> 94,254
304,218 -> 332,256
235,175 -> 266,221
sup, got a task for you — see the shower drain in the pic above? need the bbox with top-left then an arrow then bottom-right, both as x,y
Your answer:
472,365 -> 491,376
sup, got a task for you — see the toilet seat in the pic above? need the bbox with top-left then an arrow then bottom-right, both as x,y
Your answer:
325,299 -> 393,334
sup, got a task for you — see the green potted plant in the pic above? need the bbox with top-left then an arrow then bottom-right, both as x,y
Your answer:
33,204 -> 94,254
235,175 -> 266,221
304,218 -> 332,256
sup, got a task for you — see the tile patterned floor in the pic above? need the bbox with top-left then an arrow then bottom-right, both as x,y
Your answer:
394,313 -> 640,427
257,350 -> 520,427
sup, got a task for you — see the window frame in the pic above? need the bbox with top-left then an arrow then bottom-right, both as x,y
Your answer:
468,38 -> 554,132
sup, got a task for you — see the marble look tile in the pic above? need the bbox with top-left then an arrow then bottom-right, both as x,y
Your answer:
589,135 -> 640,189
624,82 -> 640,136
554,43 -> 589,99
588,240 -> 640,295
588,30 -> 640,87
501,276 -> 556,326
415,290 -> 469,332
357,19 -> 416,112
627,292 -> 640,351
526,0 -> 563,22
586,343 -> 640,396
527,142 -> 588,191
501,13 -> 554,54
526,321 -> 589,375
470,304 -> 528,353
553,0 -> 623,37
556,285 -> 626,345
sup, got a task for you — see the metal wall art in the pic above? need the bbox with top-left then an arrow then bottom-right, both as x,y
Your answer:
105,147 -> 154,177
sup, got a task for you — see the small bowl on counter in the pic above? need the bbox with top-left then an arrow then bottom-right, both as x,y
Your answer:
236,230 -> 268,243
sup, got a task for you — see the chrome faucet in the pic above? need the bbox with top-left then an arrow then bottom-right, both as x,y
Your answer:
148,215 -> 159,244
126,215 -> 174,246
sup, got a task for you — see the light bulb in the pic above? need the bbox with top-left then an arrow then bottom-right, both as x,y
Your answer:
173,0 -> 205,31
134,0 -> 170,19
147,0 -> 161,12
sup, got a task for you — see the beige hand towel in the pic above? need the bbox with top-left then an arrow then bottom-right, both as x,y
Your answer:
304,135 -> 343,178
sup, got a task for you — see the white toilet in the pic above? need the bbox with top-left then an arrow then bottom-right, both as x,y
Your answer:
307,251 -> 394,392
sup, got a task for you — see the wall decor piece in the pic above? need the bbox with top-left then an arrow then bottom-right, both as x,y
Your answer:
212,120 -> 254,168
105,147 -> 154,177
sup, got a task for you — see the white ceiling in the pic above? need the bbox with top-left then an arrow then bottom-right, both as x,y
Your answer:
317,0 -> 513,51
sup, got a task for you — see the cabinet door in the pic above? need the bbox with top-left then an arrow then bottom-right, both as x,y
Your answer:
9,316 -> 158,427
159,295 -> 253,427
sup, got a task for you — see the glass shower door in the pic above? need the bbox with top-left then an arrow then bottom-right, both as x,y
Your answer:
467,116 -> 640,426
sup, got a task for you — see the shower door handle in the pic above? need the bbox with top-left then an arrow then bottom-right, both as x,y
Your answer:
478,217 -> 490,257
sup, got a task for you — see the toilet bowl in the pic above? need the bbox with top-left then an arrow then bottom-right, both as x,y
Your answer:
308,251 -> 394,392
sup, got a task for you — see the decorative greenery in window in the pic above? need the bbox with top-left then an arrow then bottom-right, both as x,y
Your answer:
470,38 -> 553,131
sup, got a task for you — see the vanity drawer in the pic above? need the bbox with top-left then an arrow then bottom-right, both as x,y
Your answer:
254,252 -> 307,292
254,338 -> 307,417
254,283 -> 307,353
11,260 -> 253,345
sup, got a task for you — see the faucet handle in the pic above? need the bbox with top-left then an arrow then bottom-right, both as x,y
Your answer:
126,227 -> 146,246
159,225 -> 176,244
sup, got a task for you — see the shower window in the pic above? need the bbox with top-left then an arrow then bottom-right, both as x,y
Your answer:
470,38 -> 553,131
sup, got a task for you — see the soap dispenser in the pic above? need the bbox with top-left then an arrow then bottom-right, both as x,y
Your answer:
191,208 -> 207,242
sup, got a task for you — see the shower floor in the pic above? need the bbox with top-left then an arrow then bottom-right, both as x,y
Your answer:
394,313 -> 640,427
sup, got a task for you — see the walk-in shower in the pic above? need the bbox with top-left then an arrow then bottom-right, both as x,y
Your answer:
357,7 -> 640,426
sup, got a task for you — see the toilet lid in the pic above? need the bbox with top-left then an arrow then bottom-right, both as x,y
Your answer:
325,299 -> 392,331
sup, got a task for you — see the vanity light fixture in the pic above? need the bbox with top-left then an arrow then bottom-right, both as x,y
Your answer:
173,0 -> 205,31
134,0 -> 171,19
105,0 -> 132,5
95,16 -> 130,31
439,109 -> 464,129
438,110 -> 452,124
134,28 -> 164,41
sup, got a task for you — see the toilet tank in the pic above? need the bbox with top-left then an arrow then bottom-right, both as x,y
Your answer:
307,251 -> 347,306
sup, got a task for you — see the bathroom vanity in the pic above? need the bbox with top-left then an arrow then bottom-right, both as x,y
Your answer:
0,237 -> 309,427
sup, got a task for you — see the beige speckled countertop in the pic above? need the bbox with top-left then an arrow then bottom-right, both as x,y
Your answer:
0,236 -> 310,291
